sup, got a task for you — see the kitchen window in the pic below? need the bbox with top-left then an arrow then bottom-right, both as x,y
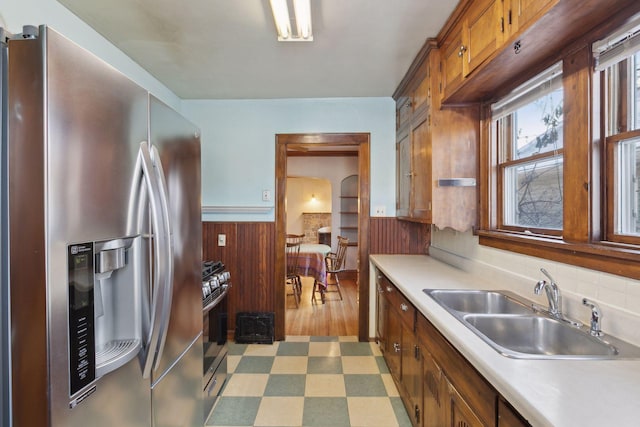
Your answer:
491,63 -> 564,235
478,15 -> 640,281
597,23 -> 640,244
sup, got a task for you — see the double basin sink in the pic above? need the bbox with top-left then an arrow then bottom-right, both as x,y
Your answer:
423,289 -> 640,359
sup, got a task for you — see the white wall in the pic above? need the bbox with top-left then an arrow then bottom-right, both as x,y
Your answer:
182,98 -> 396,222
286,176 -> 332,234
2,0 -> 181,110
430,227 -> 640,346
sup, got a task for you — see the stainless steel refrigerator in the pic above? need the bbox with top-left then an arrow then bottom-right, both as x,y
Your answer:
2,25 -> 203,427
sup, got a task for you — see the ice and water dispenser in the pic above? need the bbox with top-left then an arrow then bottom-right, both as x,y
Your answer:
67,237 -> 141,399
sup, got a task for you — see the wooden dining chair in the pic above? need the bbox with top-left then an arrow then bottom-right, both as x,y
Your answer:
315,236 -> 348,302
285,234 -> 304,307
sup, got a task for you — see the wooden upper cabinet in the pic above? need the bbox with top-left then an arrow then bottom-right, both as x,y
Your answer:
410,112 -> 432,223
442,0 -> 504,100
463,0 -> 504,75
396,129 -> 411,218
440,22 -> 465,102
396,45 -> 477,231
510,0 -> 558,34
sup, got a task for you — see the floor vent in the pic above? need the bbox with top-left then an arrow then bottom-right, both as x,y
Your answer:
235,312 -> 275,344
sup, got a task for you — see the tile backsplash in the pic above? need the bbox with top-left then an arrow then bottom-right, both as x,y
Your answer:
430,227 -> 640,347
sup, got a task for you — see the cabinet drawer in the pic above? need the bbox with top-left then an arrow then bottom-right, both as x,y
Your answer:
387,288 -> 415,330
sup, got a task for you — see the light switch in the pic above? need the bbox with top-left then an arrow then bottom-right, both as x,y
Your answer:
218,234 -> 226,247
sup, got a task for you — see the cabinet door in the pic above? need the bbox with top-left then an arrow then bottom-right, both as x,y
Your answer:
397,96 -> 412,131
410,113 -> 432,222
448,380 -> 486,427
511,0 -> 557,33
441,23 -> 465,100
396,129 -> 411,218
385,304 -> 402,381
375,276 -> 387,353
412,59 -> 431,113
462,0 -> 503,76
423,350 -> 446,427
401,328 -> 423,427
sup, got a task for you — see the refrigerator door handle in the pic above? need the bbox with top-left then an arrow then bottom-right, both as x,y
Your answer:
148,144 -> 174,370
137,141 -> 171,379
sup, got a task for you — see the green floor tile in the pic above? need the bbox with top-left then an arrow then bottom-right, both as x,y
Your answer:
375,355 -> 390,373
206,396 -> 261,426
276,341 -> 310,356
307,356 -> 343,374
390,396 -> 413,427
310,336 -> 339,342
233,356 -> 274,373
344,374 -> 388,396
303,397 -> 350,427
227,343 -> 248,356
339,341 -> 373,356
264,374 -> 306,396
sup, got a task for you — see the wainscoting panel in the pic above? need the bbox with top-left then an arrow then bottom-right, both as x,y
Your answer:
203,218 -> 428,337
369,217 -> 430,254
203,222 -> 275,335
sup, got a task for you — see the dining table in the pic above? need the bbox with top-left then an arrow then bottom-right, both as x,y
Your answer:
290,243 -> 332,303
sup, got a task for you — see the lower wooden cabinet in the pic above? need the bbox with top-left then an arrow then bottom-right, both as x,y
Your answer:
498,398 -> 531,427
375,270 -> 531,427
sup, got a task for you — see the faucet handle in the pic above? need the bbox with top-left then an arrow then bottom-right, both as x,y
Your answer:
582,298 -> 603,337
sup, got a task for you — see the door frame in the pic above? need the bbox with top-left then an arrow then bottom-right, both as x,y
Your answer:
274,133 -> 370,341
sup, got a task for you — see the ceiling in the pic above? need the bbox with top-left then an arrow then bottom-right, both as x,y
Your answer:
57,0 -> 457,100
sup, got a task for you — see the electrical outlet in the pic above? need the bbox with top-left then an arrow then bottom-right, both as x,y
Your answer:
217,234 -> 226,247
374,205 -> 386,216
262,190 -> 271,202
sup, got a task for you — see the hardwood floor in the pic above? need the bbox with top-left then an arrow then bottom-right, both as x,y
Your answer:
285,275 -> 359,336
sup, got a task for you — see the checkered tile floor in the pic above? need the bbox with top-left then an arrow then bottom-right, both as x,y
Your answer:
206,336 -> 412,427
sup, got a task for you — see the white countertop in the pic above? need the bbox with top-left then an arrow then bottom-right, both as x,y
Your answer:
370,254 -> 640,427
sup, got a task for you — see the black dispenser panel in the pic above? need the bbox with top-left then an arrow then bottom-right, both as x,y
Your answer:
68,243 -> 96,396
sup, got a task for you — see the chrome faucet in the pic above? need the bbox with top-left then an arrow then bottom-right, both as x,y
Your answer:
533,268 -> 562,318
582,298 -> 604,336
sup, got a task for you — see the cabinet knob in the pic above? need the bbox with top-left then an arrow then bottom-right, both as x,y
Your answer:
386,286 -> 393,293
393,342 -> 401,353
457,45 -> 467,57
400,303 -> 409,312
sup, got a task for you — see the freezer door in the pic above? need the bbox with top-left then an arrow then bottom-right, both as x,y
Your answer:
151,335 -> 203,427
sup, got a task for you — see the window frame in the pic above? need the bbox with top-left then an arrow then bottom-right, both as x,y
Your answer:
478,42 -> 640,281
491,63 -> 565,236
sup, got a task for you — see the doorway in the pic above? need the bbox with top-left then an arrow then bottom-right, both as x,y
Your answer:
274,133 -> 370,341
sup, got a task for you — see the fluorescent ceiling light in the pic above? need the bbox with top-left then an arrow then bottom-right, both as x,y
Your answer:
270,0 -> 313,42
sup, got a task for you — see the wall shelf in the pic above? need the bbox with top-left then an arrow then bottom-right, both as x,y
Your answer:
339,175 -> 358,244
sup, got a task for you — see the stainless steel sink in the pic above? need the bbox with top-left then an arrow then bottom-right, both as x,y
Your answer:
425,289 -> 532,315
462,314 -> 623,358
423,288 -> 640,359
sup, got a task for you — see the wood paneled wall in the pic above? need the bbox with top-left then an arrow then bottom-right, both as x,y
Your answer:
369,217 -> 431,254
203,218 -> 428,336
203,222 -> 276,334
